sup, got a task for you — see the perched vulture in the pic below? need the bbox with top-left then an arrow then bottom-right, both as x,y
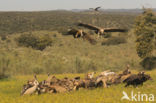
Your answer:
21,79 -> 39,95
27,75 -> 37,85
89,7 -> 101,11
123,72 -> 152,87
78,23 -> 128,38
67,29 -> 97,45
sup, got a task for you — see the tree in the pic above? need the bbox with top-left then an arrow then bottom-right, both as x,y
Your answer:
134,8 -> 156,59
16,33 -> 53,51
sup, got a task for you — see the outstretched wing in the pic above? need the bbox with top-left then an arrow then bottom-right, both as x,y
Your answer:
95,7 -> 101,11
104,28 -> 128,32
78,23 -> 100,31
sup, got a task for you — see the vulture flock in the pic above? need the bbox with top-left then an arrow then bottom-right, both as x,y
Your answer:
21,66 -> 152,95
67,22 -> 128,45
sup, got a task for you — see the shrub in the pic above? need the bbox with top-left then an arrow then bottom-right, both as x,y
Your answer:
75,57 -> 98,73
134,9 -> 156,58
16,33 -> 53,50
101,37 -> 127,46
140,57 -> 156,70
0,34 -> 7,41
33,67 -> 43,74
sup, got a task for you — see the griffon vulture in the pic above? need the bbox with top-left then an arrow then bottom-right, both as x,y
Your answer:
89,7 -> 101,11
78,23 -> 128,38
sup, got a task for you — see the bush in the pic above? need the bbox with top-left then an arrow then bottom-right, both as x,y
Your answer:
75,57 -> 97,73
16,33 -> 53,50
134,9 -> 156,58
33,67 -> 43,74
140,57 -> 156,70
0,34 -> 7,41
101,37 -> 127,46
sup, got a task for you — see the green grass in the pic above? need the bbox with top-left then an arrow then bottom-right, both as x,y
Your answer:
0,70 -> 156,103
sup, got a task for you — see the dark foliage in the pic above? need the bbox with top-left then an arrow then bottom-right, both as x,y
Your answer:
0,34 -> 8,40
140,57 -> 156,70
0,11 -> 135,35
134,9 -> 156,58
16,33 -> 53,50
0,74 -> 9,79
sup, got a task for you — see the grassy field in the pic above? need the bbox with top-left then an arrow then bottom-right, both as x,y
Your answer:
0,30 -> 144,75
0,70 -> 156,103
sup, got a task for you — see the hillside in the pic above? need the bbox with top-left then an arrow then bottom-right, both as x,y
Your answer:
0,30 -> 142,75
0,11 -> 136,35
0,11 -> 155,76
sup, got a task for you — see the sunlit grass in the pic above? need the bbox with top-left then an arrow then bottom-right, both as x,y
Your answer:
0,70 -> 156,103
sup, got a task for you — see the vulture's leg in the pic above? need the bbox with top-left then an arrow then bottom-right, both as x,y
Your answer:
75,32 -> 79,38
102,80 -> 108,88
73,86 -> 77,91
97,32 -> 100,39
80,32 -> 83,37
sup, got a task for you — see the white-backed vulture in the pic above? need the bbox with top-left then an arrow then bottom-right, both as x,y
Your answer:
22,80 -> 39,95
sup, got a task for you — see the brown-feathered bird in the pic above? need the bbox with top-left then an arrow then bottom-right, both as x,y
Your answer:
67,29 -> 83,38
123,72 -> 152,87
67,29 -> 97,45
27,75 -> 37,85
78,23 -> 128,38
21,79 -> 39,95
89,7 -> 101,11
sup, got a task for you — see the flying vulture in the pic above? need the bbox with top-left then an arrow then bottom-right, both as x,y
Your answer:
78,23 -> 128,38
67,29 -> 97,45
89,7 -> 101,11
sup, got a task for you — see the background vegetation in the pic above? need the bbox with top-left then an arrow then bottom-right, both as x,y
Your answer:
16,33 -> 53,50
0,10 -> 155,76
0,11 -> 135,35
134,9 -> 156,70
